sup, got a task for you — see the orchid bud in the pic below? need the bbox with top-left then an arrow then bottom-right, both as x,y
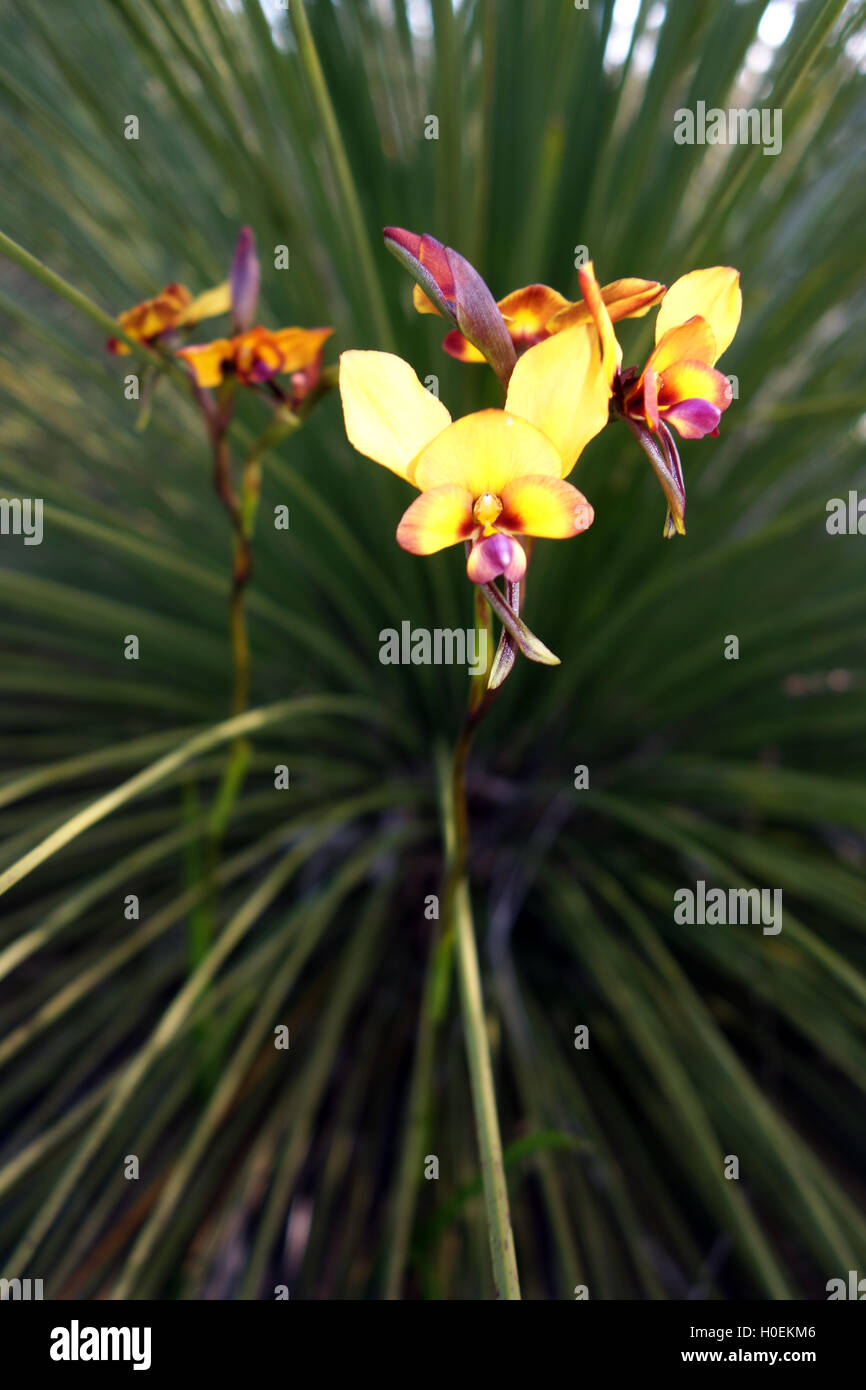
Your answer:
384,227 -> 517,387
230,225 -> 260,334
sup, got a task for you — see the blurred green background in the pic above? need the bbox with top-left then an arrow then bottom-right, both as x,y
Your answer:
0,0 -> 865,1299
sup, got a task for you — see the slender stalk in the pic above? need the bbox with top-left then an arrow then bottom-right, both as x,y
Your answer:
224,449 -> 254,722
228,572 -> 250,716
435,593 -> 521,1298
383,906 -> 455,1298
204,401 -> 254,840
196,414 -> 254,1088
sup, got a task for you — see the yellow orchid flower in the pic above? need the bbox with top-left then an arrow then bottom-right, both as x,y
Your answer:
339,323 -> 609,584
578,260 -> 742,535
421,276 -> 666,364
177,325 -> 333,396
107,281 -> 230,354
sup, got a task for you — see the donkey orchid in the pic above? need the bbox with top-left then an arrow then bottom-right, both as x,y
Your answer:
339,321 -> 609,584
578,260 -> 741,535
174,225 -> 333,408
107,281 -> 230,355
176,325 -> 333,397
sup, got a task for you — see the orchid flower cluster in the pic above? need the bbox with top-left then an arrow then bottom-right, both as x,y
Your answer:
107,227 -> 335,727
108,226 -> 333,418
339,227 -> 741,683
108,223 -> 741,697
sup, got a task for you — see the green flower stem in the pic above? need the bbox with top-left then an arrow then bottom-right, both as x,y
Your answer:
436,598 -> 522,1300
205,453 -> 257,839
204,403 -> 252,813
384,867 -> 456,1299
199,478 -> 251,1084
228,534 -> 252,718
207,408 -> 301,845
382,593 -> 490,1298
198,401 -> 255,1085
208,377 -> 256,717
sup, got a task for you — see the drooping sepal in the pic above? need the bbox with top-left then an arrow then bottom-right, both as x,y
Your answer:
481,581 -> 560,666
624,415 -> 687,536
487,579 -> 520,690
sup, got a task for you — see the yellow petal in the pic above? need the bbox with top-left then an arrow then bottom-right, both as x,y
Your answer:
412,409 -> 562,495
642,365 -> 660,431
499,475 -> 594,538
657,360 -> 732,411
339,350 -> 452,481
131,303 -> 171,340
504,322 -> 611,477
598,276 -> 666,320
549,277 -> 665,332
654,267 -> 741,363
645,317 -> 716,375
396,484 -> 474,554
122,283 -> 192,340
176,338 -> 233,388
497,284 -> 571,348
272,326 -> 333,372
413,284 -> 442,316
442,329 -> 486,363
577,261 -> 620,386
176,281 -> 232,326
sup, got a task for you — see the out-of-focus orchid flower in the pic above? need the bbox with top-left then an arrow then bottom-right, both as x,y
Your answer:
177,325 -> 333,403
579,261 -> 741,535
107,281 -> 230,355
338,320 -> 609,584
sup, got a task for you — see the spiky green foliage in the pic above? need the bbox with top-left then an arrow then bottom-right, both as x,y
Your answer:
1,0 -> 865,1300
